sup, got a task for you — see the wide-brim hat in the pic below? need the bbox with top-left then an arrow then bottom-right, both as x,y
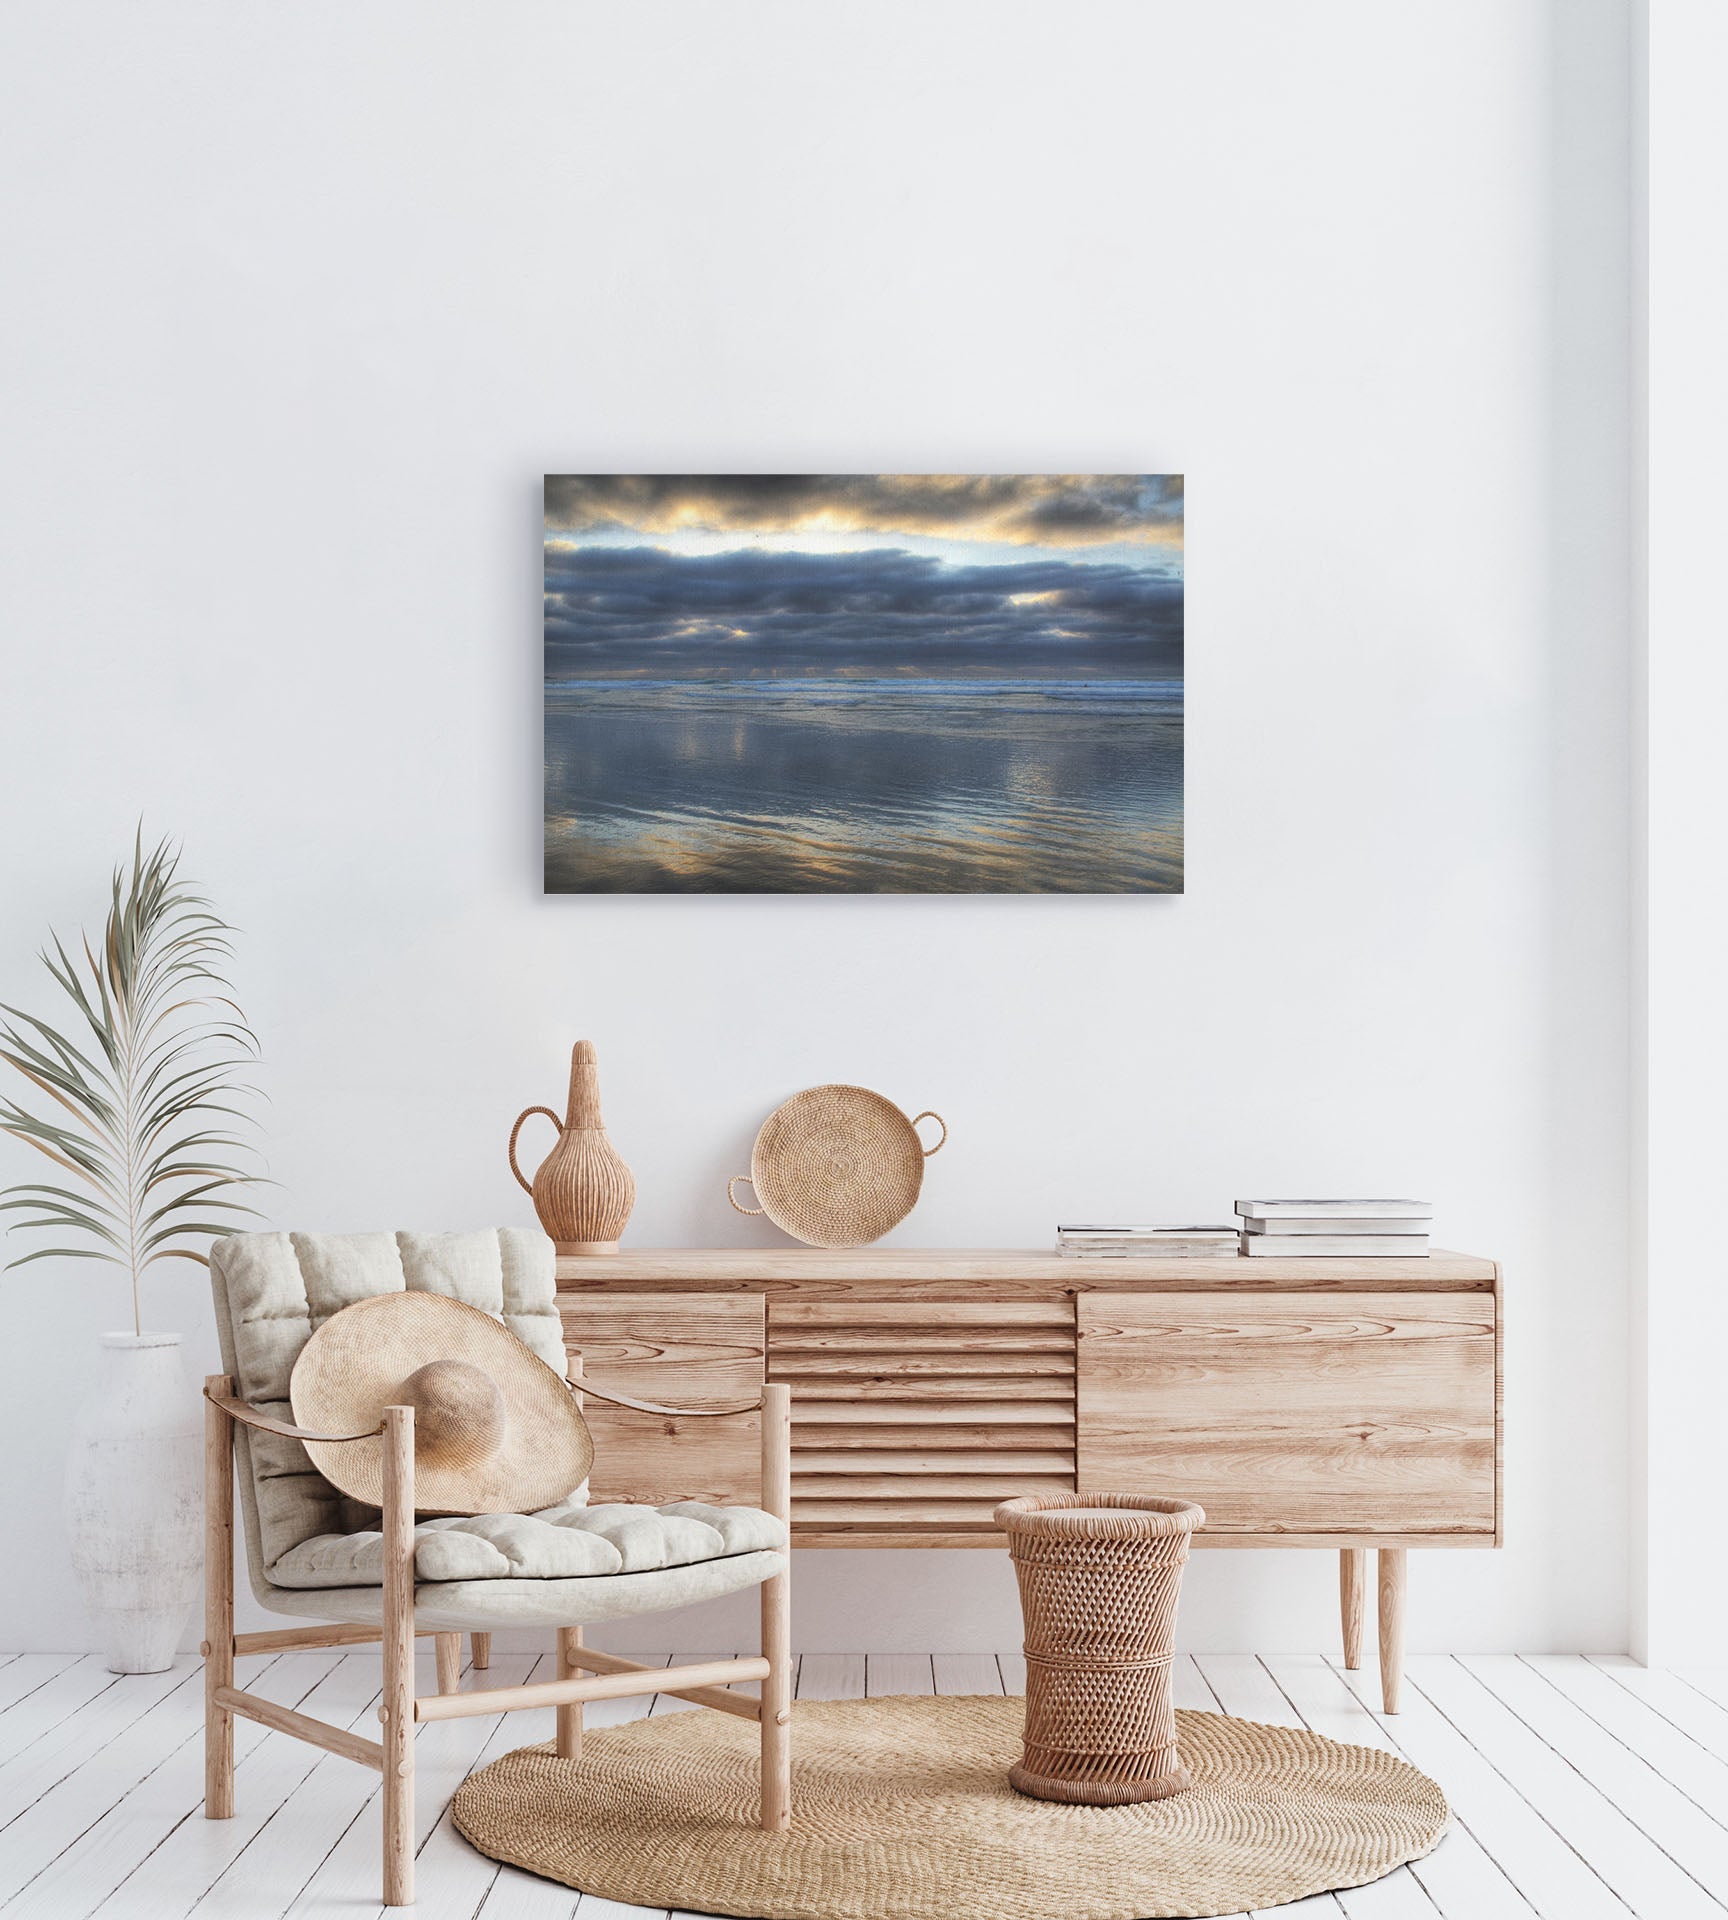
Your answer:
290,1292 -> 592,1516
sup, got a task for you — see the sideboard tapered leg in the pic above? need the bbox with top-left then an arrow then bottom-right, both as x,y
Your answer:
1377,1547 -> 1406,1713
1340,1549 -> 1366,1670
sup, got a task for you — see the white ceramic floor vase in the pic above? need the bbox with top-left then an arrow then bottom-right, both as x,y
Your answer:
65,1332 -> 203,1673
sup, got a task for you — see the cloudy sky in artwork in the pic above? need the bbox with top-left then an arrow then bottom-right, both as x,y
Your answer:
543,475 -> 1184,680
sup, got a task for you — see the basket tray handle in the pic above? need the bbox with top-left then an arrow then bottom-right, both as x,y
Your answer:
727,1174 -> 766,1216
912,1111 -> 948,1156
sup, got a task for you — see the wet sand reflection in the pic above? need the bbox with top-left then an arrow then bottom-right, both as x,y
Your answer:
544,679 -> 1183,894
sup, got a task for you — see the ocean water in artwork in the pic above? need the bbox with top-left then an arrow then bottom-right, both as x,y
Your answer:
543,476 -> 1183,894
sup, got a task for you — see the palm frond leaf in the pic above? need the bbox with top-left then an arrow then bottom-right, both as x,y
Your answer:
5,1246 -> 121,1270
0,832 -> 263,1331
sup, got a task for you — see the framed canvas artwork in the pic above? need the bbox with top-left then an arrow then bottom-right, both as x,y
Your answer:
543,475 -> 1183,893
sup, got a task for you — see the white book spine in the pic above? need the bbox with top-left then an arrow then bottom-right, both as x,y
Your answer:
1238,1234 -> 1431,1258
1243,1217 -> 1431,1236
1059,1247 -> 1236,1259
1235,1199 -> 1432,1221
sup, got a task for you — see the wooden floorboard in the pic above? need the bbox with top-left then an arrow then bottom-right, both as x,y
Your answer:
864,1654 -> 934,1697
0,1661 -> 197,1834
1410,1655 -> 1723,1918
101,1651 -> 386,1920
0,1654 -> 301,1919
932,1653 -> 1003,1696
1475,1657 -> 1728,1902
0,1652 -> 1716,1918
0,1658 -> 148,1773
1327,1670 -> 1532,1920
1329,1655 -> 1631,1920
1607,1659 -> 1728,1755
1535,1657 -> 1728,1805
1172,1652 -> 1223,1712
792,1654 -> 863,1701
282,1652 -> 534,1920
22,1668 -> 340,1920
396,1651 -> 557,1920
1676,1668 -> 1728,1719
0,1657 -> 84,1731
1265,1654 -> 1535,1920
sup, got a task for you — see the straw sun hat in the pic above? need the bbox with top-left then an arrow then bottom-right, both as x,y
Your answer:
289,1292 -> 593,1516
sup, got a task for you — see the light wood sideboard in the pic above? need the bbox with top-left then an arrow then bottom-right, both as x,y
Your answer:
556,1247 -> 1502,1710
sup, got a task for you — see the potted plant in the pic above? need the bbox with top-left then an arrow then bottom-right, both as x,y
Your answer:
0,834 -> 261,1672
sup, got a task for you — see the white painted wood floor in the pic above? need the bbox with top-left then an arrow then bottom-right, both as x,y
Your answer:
1,1648 -> 1725,1920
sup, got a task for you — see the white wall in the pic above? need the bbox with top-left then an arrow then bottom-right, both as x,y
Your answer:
1633,0 -> 1728,1668
0,0 -> 1635,1655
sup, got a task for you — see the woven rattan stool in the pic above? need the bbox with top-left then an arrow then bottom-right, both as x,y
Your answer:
996,1492 -> 1205,1805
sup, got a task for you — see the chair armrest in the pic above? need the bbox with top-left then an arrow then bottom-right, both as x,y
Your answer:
203,1383 -> 381,1444
567,1378 -> 765,1420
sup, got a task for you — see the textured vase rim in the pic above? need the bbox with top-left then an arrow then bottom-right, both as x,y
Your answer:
99,1331 -> 182,1349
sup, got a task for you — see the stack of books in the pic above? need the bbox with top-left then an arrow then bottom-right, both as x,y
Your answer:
1234,1199 -> 1432,1256
1057,1224 -> 1241,1259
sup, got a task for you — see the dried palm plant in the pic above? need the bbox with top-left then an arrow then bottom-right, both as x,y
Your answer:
0,833 -> 262,1333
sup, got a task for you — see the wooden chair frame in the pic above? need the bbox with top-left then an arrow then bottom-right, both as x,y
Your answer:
203,1362 -> 793,1907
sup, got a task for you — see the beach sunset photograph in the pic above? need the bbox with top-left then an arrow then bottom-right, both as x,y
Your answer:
543,474 -> 1184,893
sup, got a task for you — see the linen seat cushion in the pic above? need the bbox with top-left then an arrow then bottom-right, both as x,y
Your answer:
269,1499 -> 787,1588
257,1548 -> 790,1633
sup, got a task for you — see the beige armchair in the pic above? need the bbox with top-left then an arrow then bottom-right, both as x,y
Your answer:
203,1229 -> 791,1906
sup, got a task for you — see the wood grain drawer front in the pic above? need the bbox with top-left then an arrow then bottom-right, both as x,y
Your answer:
769,1299 -> 1077,1538
560,1292 -> 764,1508
1077,1293 -> 1496,1536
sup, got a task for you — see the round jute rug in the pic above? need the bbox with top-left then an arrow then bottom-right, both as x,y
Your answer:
450,1697 -> 1449,1920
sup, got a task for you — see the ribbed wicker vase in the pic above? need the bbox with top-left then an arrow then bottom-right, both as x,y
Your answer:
509,1041 -> 635,1254
996,1493 -> 1205,1806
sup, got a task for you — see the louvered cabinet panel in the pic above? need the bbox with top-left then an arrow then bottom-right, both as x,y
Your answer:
560,1291 -> 764,1508
769,1298 -> 1077,1542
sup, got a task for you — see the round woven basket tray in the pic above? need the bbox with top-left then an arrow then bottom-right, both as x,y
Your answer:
451,1695 -> 1450,1920
728,1084 -> 946,1247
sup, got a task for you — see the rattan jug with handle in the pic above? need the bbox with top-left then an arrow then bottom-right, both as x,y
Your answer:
509,1040 -> 635,1254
